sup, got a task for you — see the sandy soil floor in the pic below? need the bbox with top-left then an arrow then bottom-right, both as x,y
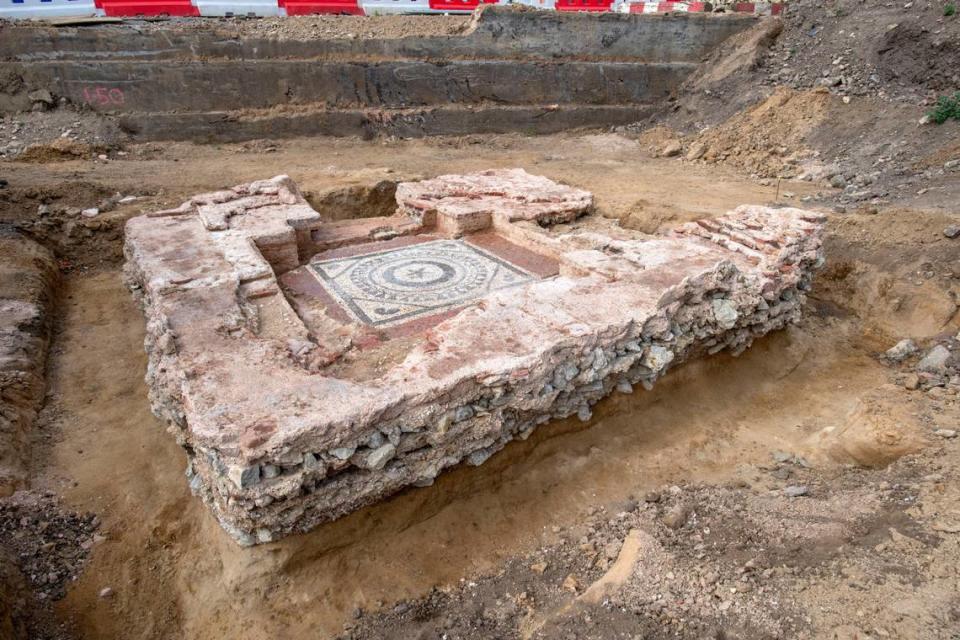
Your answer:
1,130 -> 958,639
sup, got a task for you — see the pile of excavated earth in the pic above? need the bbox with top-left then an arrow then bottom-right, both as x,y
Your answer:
632,0 -> 960,216
125,169 -> 824,544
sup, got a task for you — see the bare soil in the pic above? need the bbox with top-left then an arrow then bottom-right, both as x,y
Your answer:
0,110 -> 126,161
630,1 -> 960,215
0,128 -> 954,640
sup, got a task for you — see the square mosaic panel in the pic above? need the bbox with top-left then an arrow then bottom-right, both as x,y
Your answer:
308,239 -> 536,327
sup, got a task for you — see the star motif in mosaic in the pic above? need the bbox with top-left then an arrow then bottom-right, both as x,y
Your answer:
308,239 -> 536,327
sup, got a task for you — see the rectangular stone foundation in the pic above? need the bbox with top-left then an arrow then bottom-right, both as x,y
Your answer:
123,169 -> 825,545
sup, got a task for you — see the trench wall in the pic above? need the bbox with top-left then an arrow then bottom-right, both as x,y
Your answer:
0,229 -> 58,498
0,8 -> 756,140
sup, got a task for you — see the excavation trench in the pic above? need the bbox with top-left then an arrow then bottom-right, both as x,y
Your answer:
4,133 -> 952,638
49,267 -> 889,639
0,8 -> 756,142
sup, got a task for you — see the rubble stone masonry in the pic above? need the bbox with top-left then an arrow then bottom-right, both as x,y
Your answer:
124,169 -> 824,545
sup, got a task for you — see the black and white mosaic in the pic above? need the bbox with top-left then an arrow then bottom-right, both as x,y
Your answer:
309,239 -> 535,327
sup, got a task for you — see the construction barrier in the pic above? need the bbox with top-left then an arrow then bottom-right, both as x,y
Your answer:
194,0 -> 281,15
95,0 -> 200,15
428,0 -> 497,11
621,2 -> 711,13
2,0 -> 96,18
359,0 -> 432,14
278,0 -> 362,13
555,0 -> 612,11
0,0 -> 781,18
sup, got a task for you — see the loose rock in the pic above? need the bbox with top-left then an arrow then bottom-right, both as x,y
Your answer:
884,339 -> 917,363
917,345 -> 951,374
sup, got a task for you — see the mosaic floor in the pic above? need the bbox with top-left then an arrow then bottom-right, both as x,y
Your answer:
306,238 -> 537,327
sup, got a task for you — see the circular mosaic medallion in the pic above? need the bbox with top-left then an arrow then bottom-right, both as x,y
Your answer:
349,246 -> 491,304
381,260 -> 457,289
310,239 -> 536,327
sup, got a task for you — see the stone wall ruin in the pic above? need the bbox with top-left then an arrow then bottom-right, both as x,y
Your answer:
123,169 -> 824,545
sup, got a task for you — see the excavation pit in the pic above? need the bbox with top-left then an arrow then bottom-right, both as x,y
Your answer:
123,169 -> 825,545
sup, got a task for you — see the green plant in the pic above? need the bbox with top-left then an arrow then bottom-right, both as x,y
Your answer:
927,91 -> 960,124
946,3 -> 957,16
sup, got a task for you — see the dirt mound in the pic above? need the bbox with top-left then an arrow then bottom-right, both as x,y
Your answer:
631,0 -> 960,211
875,21 -> 960,93
655,17 -> 784,132
684,87 -> 831,178
691,17 -> 782,88
760,0 -> 960,102
16,138 -> 105,163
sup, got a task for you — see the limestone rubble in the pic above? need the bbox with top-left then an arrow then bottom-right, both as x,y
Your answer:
123,169 -> 825,545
